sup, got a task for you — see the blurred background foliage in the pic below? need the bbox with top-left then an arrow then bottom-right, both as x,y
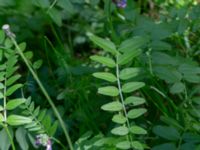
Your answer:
1,0 -> 200,149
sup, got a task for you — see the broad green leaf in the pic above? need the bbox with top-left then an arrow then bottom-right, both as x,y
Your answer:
132,141 -> 144,150
7,115 -> 32,126
124,96 -> 146,106
93,72 -> 117,82
98,86 -> 119,96
5,38 -> 13,48
130,126 -> 147,135
89,35 -> 117,55
24,51 -> 33,60
6,84 -> 23,96
0,30 -> 5,44
101,101 -> 123,112
48,8 -> 62,26
153,125 -> 180,141
18,42 -> 26,52
120,68 -> 141,80
170,82 -> 185,94
111,126 -> 129,136
112,114 -> 126,124
118,37 -> 147,53
118,49 -> 141,65
6,98 -> 26,110
122,82 -> 145,93
127,108 -> 147,119
49,121 -> 58,136
116,141 -> 131,149
16,127 -> 29,150
90,55 -> 115,68
0,128 -> 13,150
6,74 -> 21,86
38,109 -> 47,121
33,60 -> 43,70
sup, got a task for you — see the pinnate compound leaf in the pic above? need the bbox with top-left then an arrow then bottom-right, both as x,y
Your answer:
120,68 -> 141,80
130,126 -> 147,135
124,96 -> 146,106
116,141 -> 131,149
6,98 -> 26,110
112,114 -> 126,124
6,84 -> 23,96
90,55 -> 115,68
89,35 -> 117,55
127,108 -> 147,119
93,72 -> 117,82
98,86 -> 119,96
111,126 -> 129,136
101,101 -> 123,112
118,49 -> 141,65
122,82 -> 145,93
7,115 -> 32,126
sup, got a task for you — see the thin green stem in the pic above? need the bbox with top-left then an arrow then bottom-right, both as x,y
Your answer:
10,38 -> 74,150
47,0 -> 57,13
3,125 -> 16,150
116,55 -> 133,147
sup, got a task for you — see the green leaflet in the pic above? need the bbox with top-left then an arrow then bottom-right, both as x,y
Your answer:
6,74 -> 21,86
127,108 -> 147,119
101,101 -> 123,112
124,96 -> 146,106
112,114 -> 126,124
132,141 -> 144,150
116,141 -> 131,150
6,84 -> 23,96
122,82 -> 145,93
98,86 -> 119,96
7,115 -> 32,126
130,126 -> 147,135
111,126 -> 129,136
90,55 -> 115,68
89,34 -> 118,55
170,82 -> 185,94
120,68 -> 141,80
118,49 -> 141,65
93,72 -> 117,82
118,36 -> 147,53
6,98 -> 26,110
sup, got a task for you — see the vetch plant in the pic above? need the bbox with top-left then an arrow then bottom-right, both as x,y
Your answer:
89,34 -> 147,150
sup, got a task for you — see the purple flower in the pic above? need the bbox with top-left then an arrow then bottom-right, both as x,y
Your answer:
35,134 -> 52,150
112,0 -> 127,8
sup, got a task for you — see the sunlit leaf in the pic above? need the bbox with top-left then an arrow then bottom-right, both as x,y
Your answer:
111,126 -> 129,136
90,55 -> 115,68
127,108 -> 147,119
101,101 -> 123,112
122,82 -> 145,93
98,86 -> 119,96
93,72 -> 117,82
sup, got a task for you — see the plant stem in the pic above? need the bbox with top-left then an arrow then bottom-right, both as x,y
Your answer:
10,38 -> 74,150
116,55 -> 133,146
3,125 -> 16,150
